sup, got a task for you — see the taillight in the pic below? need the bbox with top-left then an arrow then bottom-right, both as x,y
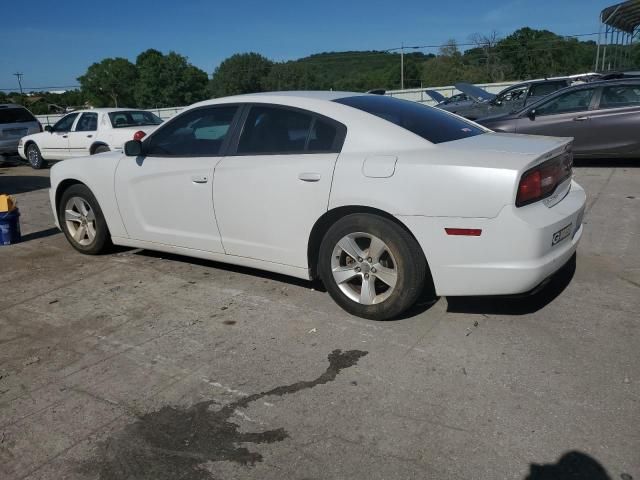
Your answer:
516,152 -> 572,207
133,130 -> 146,141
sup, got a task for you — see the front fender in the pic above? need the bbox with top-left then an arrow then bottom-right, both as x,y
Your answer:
50,153 -> 128,237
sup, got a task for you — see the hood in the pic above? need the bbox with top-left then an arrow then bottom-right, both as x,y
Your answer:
424,90 -> 446,104
454,83 -> 496,103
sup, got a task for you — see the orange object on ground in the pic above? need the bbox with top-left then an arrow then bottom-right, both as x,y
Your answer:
0,194 -> 17,212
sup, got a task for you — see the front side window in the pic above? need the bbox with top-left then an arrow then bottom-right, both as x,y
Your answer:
599,84 -> 640,109
75,113 -> 98,132
52,113 -> 79,132
109,110 -> 162,128
334,95 -> 484,144
238,106 -> 313,154
145,106 -> 238,156
536,89 -> 595,116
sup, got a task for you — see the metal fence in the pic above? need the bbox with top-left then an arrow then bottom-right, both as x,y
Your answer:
35,81 -> 521,125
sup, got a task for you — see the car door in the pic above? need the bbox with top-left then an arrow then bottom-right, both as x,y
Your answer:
41,113 -> 79,159
585,83 -> 640,156
214,104 -> 346,268
515,87 -> 598,155
114,105 -> 240,253
67,112 -> 98,156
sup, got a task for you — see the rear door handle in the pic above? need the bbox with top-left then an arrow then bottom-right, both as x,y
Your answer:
86,134 -> 93,138
298,172 -> 321,182
191,175 -> 209,184
573,116 -> 590,121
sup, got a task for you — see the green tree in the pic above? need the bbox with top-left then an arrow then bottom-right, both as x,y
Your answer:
135,49 -> 208,108
209,53 -> 273,97
262,62 -> 318,91
77,57 -> 137,107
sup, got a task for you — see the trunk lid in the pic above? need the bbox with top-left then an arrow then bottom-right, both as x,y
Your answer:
440,132 -> 572,173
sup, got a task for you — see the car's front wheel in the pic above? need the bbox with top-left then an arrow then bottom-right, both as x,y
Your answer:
26,143 -> 47,169
58,184 -> 111,254
318,213 -> 427,320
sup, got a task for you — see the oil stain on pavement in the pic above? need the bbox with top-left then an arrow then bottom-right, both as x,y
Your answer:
81,349 -> 368,480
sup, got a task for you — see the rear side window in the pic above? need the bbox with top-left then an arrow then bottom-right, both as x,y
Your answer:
238,106 -> 312,154
599,84 -> 640,108
0,107 -> 36,124
75,113 -> 98,132
334,95 -> 484,144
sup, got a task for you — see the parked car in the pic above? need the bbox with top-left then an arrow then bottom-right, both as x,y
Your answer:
427,78 -> 575,120
0,104 -> 41,156
477,79 -> 640,158
48,92 -> 585,320
18,108 -> 163,168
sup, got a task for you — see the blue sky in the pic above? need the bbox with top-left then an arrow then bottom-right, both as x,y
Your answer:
1,0 -> 614,91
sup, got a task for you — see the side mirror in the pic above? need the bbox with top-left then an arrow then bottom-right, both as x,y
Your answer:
527,109 -> 536,120
44,125 -> 52,132
124,140 -> 143,157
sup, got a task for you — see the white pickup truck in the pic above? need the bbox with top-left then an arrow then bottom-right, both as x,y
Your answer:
18,108 -> 163,169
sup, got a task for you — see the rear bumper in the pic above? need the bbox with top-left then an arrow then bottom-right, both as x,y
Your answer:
399,180 -> 586,296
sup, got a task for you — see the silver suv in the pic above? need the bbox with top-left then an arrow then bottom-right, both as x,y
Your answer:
0,104 -> 41,156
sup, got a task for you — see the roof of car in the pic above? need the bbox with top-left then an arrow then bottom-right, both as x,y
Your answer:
192,91 -> 367,108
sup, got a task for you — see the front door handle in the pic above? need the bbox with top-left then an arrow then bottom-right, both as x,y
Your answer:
62,134 -> 68,138
573,116 -> 590,121
191,175 -> 209,184
298,172 -> 321,182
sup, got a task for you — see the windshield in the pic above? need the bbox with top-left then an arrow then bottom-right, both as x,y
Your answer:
334,95 -> 484,144
0,107 -> 36,124
109,111 -> 162,128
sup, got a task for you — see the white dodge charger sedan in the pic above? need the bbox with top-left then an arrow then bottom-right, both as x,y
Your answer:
48,92 -> 586,320
19,108 -> 162,169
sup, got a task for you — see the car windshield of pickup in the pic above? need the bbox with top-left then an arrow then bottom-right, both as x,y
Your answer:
109,111 -> 163,128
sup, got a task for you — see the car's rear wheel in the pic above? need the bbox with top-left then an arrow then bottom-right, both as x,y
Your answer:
58,184 -> 111,255
318,213 -> 426,320
93,145 -> 110,154
26,143 -> 47,169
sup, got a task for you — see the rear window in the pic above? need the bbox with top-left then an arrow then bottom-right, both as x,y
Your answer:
334,95 -> 484,144
0,107 -> 36,124
109,110 -> 162,128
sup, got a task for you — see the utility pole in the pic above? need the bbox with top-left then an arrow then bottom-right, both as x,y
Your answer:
400,42 -> 404,90
13,72 -> 24,100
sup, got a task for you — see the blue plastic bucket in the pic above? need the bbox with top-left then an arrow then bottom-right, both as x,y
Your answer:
0,208 -> 21,245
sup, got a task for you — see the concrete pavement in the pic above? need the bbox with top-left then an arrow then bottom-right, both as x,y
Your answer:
0,156 -> 638,479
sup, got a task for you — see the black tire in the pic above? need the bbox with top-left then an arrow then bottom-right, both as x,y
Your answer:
58,184 -> 112,255
93,145 -> 110,154
26,143 -> 47,169
318,213 -> 427,320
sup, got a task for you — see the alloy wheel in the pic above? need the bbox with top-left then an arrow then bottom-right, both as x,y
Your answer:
330,232 -> 398,305
64,197 -> 97,246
